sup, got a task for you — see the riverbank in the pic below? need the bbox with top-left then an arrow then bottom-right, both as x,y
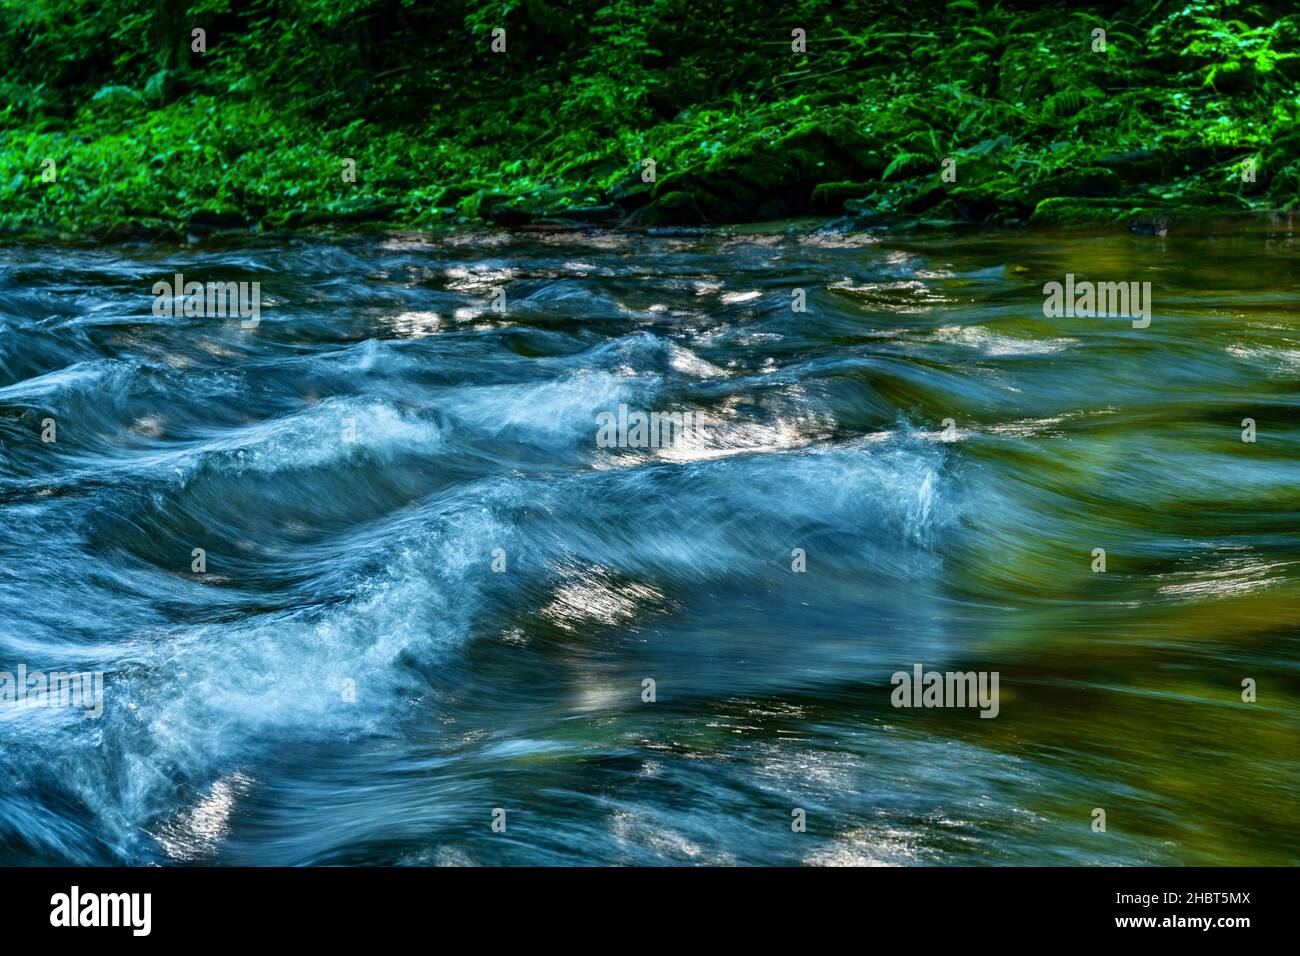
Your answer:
1,1 -> 1296,240
1,209 -> 1295,251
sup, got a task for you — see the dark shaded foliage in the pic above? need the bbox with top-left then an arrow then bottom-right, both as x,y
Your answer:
0,0 -> 1296,234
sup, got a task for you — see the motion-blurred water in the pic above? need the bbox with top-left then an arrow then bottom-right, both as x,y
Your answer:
0,227 -> 1297,865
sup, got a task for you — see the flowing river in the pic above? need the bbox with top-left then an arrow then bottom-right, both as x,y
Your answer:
0,226 -> 1296,865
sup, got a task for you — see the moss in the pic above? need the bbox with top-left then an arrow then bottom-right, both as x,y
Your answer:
1028,196 -> 1251,231
1025,167 -> 1126,204
811,181 -> 875,213
647,121 -> 885,222
626,190 -> 707,226
456,190 -> 515,221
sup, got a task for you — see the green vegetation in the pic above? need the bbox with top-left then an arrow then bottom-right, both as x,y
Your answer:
1,0 -> 1297,237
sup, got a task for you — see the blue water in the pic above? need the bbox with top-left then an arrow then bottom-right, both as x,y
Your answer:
1,228 -> 1297,865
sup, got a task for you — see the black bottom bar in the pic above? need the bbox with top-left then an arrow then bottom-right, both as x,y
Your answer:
0,866 -> 1281,940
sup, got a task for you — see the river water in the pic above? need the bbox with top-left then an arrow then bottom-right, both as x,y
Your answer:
0,227 -> 1296,865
